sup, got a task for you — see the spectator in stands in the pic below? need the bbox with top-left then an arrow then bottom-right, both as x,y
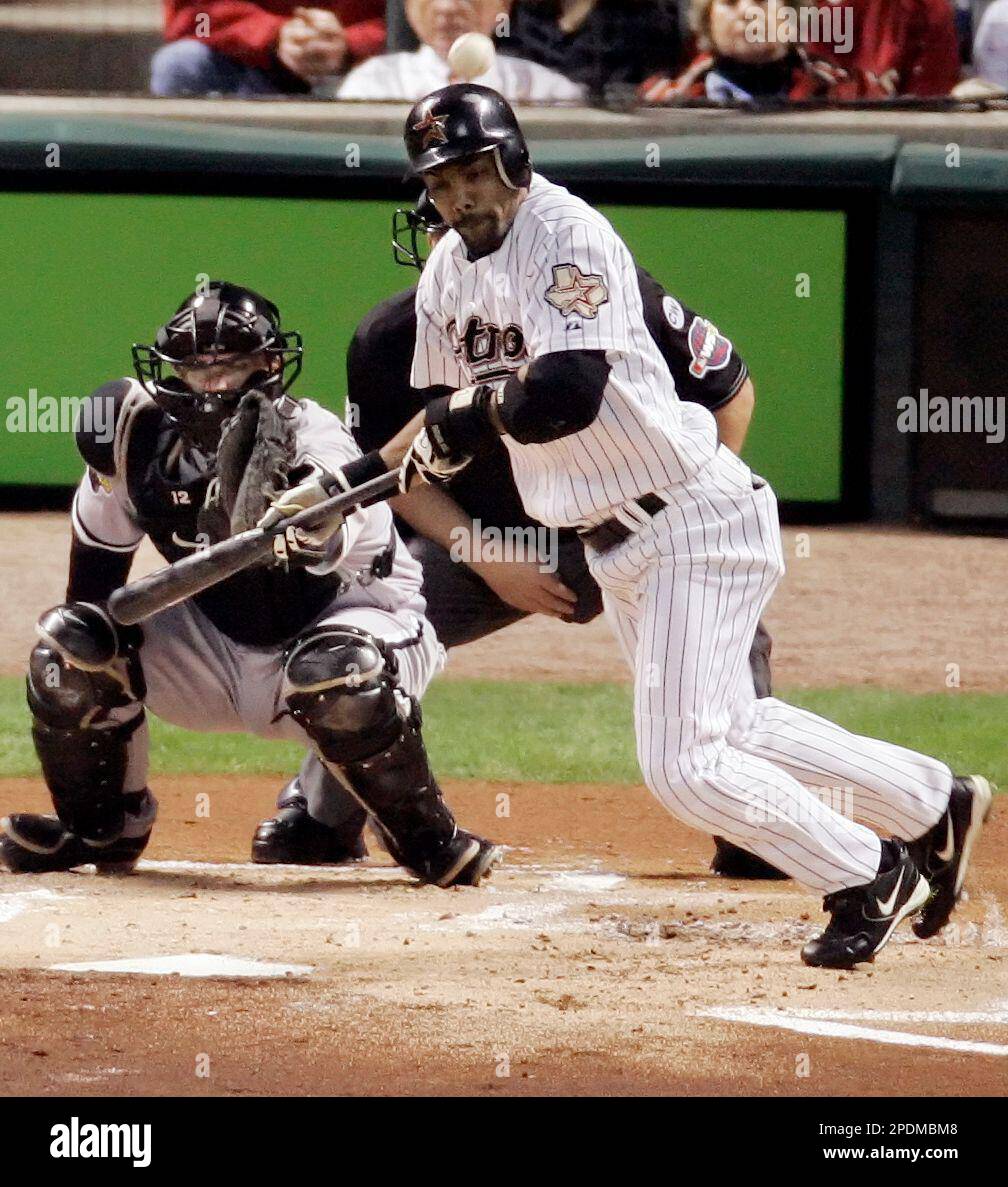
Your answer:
803,0 -> 961,96
151,1 -> 385,96
640,0 -> 810,101
973,0 -> 1008,88
640,0 -> 960,102
501,0 -> 681,99
336,0 -> 584,100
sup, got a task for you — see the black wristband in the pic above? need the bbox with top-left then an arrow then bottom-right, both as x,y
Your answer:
334,449 -> 388,495
425,385 -> 500,456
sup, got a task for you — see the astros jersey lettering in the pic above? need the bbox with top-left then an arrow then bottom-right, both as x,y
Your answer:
412,173 -> 720,528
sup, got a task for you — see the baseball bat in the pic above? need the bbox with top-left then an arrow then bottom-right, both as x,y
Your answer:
107,469 -> 401,626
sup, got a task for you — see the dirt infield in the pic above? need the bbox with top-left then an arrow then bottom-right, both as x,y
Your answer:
0,776 -> 1005,1096
1,515 -> 1006,1095
3,514 -> 1007,690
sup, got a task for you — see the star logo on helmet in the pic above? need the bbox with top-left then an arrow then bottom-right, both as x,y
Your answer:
413,112 -> 450,149
544,264 -> 609,320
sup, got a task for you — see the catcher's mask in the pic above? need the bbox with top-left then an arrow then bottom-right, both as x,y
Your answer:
392,191 -> 448,272
132,281 -> 303,451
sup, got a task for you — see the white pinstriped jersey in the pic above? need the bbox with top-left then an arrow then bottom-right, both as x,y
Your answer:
411,173 -> 720,529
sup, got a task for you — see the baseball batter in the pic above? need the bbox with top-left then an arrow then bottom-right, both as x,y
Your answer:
0,281 -> 499,889
254,190 -> 782,880
380,84 -> 993,968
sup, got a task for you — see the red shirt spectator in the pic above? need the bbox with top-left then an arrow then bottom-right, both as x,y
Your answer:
163,1 -> 386,72
805,0 -> 960,97
641,0 -> 960,103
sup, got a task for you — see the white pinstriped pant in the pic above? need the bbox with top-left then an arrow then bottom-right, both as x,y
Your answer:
589,447 -> 953,894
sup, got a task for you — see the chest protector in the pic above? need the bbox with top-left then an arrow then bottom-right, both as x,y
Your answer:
123,404 -> 340,647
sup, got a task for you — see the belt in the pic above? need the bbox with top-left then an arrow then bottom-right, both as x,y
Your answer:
577,493 -> 668,553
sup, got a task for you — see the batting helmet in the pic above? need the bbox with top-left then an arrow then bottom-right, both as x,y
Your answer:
404,84 -> 532,191
132,281 -> 302,450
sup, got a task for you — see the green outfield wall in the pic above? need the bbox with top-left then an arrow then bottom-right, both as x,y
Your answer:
5,118 -> 1004,519
0,192 -> 845,501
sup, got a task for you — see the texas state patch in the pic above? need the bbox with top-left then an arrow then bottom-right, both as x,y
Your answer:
544,264 -> 609,320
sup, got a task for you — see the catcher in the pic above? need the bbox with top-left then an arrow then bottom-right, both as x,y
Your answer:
0,280 -> 500,888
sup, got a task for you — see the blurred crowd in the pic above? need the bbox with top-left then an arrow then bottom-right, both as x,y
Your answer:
148,0 -> 1008,102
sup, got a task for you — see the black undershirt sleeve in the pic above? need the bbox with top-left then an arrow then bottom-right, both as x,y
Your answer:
66,536 -> 136,604
75,379 -> 132,476
67,378 -> 139,603
497,350 -> 610,445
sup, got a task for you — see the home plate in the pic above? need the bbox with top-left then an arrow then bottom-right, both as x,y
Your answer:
50,953 -> 314,978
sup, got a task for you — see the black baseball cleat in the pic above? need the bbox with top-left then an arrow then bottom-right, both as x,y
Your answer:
251,794 -> 368,865
409,830 -> 503,888
0,813 -> 151,875
908,774 -> 994,940
442,835 -> 504,887
710,836 -> 789,880
800,840 -> 931,969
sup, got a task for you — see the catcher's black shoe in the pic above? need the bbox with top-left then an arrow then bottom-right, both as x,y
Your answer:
710,836 -> 789,880
405,830 -> 503,888
251,794 -> 368,865
443,834 -> 504,887
0,813 -> 151,875
801,840 -> 931,969
909,774 -> 994,940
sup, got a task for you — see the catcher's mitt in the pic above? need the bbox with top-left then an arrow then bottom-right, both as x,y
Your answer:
199,390 -> 296,541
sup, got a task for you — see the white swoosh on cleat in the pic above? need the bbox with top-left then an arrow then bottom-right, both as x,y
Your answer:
876,868 -> 904,917
935,816 -> 956,864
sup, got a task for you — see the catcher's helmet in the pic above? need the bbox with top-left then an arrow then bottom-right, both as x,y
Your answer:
404,84 -> 532,191
132,281 -> 302,451
392,191 -> 449,271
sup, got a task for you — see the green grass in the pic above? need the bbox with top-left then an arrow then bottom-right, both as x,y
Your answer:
0,676 -> 1004,787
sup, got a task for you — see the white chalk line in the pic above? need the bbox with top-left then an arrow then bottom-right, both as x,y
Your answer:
785,1007 -> 1008,1025
702,1005 -> 1008,1056
132,859 -> 626,884
134,858 -> 399,878
0,886 -> 78,923
51,952 -> 314,978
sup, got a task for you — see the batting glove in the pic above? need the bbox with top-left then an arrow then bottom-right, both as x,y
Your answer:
398,427 -> 473,493
258,468 -> 347,572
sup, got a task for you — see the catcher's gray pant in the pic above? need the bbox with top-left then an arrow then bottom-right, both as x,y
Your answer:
117,597 -> 444,828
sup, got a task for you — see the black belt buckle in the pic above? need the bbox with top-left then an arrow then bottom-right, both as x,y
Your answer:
578,492 -> 667,553
579,520 -> 632,552
636,493 -> 667,517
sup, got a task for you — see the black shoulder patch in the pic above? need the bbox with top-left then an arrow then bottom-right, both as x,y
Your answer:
74,379 -> 132,476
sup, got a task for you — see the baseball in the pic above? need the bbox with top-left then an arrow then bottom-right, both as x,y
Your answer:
447,32 -> 495,81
